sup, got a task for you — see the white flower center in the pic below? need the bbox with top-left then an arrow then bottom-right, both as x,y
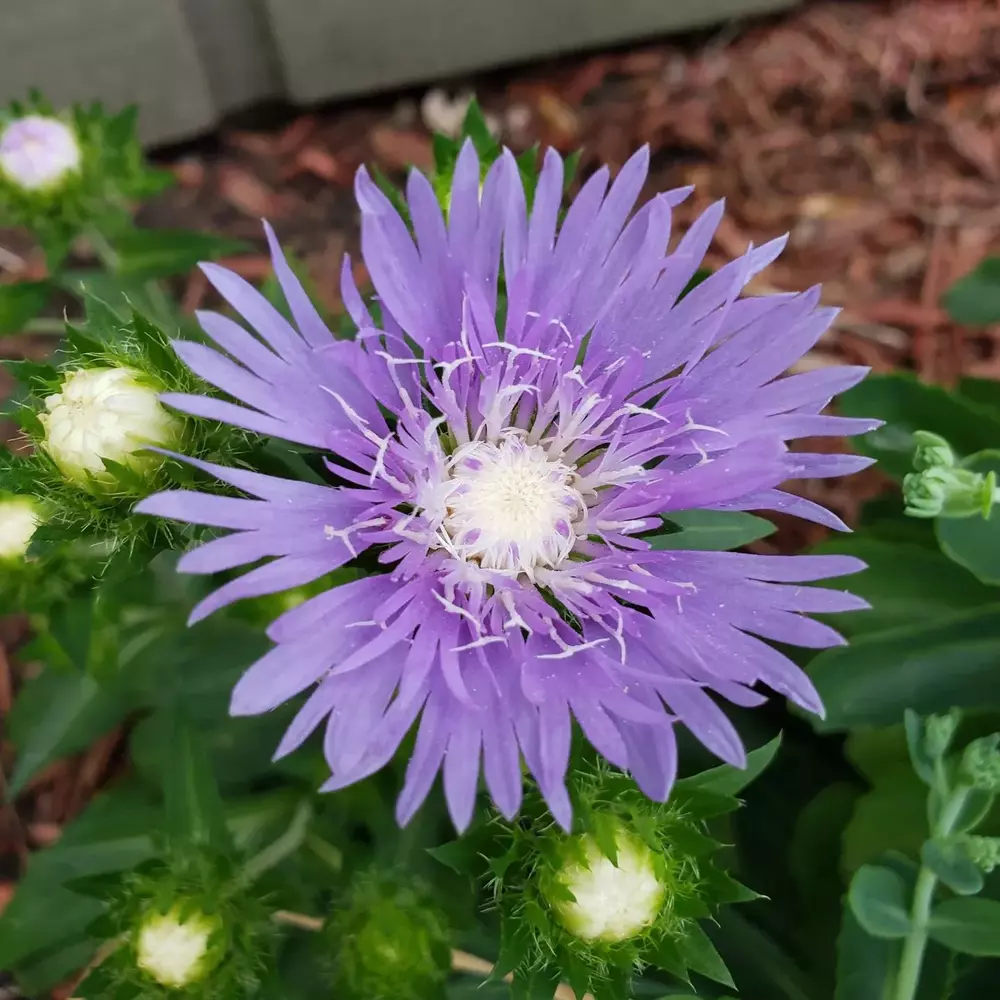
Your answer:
437,435 -> 585,575
551,832 -> 665,943
136,908 -> 217,988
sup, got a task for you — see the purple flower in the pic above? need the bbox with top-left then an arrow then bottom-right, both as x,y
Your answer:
137,145 -> 876,831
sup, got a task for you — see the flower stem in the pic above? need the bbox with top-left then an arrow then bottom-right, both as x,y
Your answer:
893,786 -> 969,1000
24,316 -> 67,335
238,799 -> 312,887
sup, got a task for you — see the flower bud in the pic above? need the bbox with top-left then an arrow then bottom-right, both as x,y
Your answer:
135,903 -> 223,989
959,734 -> 1000,792
326,872 -> 450,1000
911,430 -> 957,472
39,367 -> 180,493
903,466 -> 996,519
924,709 -> 961,760
0,497 -> 39,559
963,835 -> 1000,874
0,115 -> 81,191
546,825 -> 665,943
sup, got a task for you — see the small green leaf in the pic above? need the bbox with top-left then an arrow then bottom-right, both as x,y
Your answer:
677,734 -> 782,797
7,668 -> 132,796
847,865 -> 913,939
903,710 -> 936,786
0,280 -> 52,335
677,923 -> 735,988
650,510 -> 776,551
936,450 -> 1000,584
460,98 -> 499,159
929,897 -> 1000,956
13,936 -> 98,994
944,257 -> 1000,327
921,839 -> 984,896
952,789 -> 995,835
112,229 -> 250,279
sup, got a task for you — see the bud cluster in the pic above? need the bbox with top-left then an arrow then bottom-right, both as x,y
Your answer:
903,429 -> 999,519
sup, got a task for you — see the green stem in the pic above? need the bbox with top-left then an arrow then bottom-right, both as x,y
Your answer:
24,316 -> 68,335
237,799 -> 312,887
893,786 -> 970,1000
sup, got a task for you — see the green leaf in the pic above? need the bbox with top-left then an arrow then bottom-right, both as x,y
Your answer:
807,604 -> 1000,730
112,229 -> 250,279
650,510 -> 776,551
0,280 -> 51,335
13,936 -> 98,994
921,839 -> 984,896
460,98 -> 499,159
833,907 -> 898,1000
56,270 -> 165,326
6,667 -> 132,795
838,373 -> 1000,480
929,898 -> 1000,956
678,923 -> 735,988
936,450 -> 1000,584
904,710 -> 937,786
677,734 -> 782,796
156,710 -> 232,851
957,377 -> 1000,420
944,257 -> 1000,327
847,864 -> 913,939
810,538 -> 997,637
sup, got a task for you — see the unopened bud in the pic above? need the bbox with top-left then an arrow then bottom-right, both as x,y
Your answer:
0,498 -> 39,559
903,466 -> 996,520
963,836 -> 1000,874
912,430 -> 957,472
39,367 -> 180,493
960,734 -> 1000,792
925,710 -> 961,759
0,115 -> 81,191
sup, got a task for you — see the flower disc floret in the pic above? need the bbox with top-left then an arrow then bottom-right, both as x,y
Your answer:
549,829 -> 665,943
0,115 -> 80,191
0,498 -> 39,559
40,367 -> 179,491
137,142 -> 875,831
135,904 -> 222,989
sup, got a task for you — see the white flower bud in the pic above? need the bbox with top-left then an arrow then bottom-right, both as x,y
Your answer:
39,367 -> 180,491
135,905 -> 222,988
0,498 -> 39,559
0,115 -> 81,191
548,829 -> 665,943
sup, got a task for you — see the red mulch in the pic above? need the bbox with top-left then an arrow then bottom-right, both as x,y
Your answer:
3,0 -> 1000,969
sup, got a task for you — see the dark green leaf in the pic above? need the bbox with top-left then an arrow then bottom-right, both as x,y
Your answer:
833,907 -> 898,1000
7,667 -> 132,795
810,538 -> 996,637
56,270 -> 164,326
808,604 -> 1000,730
929,898 -> 1000,956
0,280 -> 51,335
847,865 -> 913,939
677,734 -> 782,796
13,936 -> 98,994
155,710 -> 232,851
113,229 -> 249,279
957,377 -> 1000,419
650,510 -> 776,551
936,450 -> 1000,584
921,839 -> 984,896
838,374 -> 1000,480
678,923 -> 735,988
944,257 -> 1000,327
